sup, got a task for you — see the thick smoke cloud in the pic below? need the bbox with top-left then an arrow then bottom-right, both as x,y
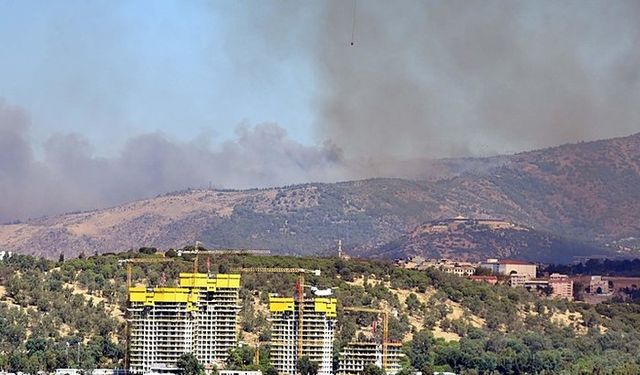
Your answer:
308,1 -> 640,162
225,0 -> 640,171
2,1 -> 640,221
0,101 -> 347,222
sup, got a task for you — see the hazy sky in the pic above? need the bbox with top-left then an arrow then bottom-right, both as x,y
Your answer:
1,1 -> 639,221
0,1 -> 315,154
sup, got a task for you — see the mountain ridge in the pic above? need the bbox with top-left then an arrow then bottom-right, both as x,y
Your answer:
1,132 -> 640,260
371,217 -> 610,263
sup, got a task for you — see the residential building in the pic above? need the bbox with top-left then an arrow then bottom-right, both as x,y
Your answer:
589,276 -> 611,295
548,273 -> 573,300
514,274 -> 573,300
467,275 -> 498,285
522,279 -> 550,291
480,259 -> 537,279
269,293 -> 336,375
401,257 -> 478,276
56,370 -> 125,375
441,262 -> 476,277
337,342 -> 403,375
127,273 -> 241,374
219,371 -> 262,375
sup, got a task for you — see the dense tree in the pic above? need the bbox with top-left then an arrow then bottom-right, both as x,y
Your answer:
226,346 -> 255,370
5,252 -> 640,374
362,363 -> 384,375
176,353 -> 204,375
409,330 -> 435,371
297,356 -> 319,375
405,293 -> 422,311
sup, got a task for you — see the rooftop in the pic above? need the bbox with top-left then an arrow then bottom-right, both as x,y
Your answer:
498,259 -> 535,265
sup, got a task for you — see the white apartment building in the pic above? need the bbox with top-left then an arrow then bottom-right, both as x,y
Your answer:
269,294 -> 336,375
127,273 -> 241,374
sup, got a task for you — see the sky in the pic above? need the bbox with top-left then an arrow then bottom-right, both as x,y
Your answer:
0,1 -> 639,221
0,1 -> 316,153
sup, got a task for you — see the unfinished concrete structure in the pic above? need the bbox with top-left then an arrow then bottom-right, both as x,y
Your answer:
268,295 -> 337,375
127,273 -> 241,374
337,342 -> 403,375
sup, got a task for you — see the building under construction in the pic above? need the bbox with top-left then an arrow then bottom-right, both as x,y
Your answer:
337,342 -> 404,375
127,273 -> 241,374
268,294 -> 337,375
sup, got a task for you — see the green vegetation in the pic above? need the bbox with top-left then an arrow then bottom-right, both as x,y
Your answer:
374,219 -> 608,263
546,258 -> 640,277
177,353 -> 207,375
2,251 -> 640,374
297,356 -> 319,375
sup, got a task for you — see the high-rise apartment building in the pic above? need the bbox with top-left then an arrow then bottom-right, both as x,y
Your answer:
268,295 -> 337,375
127,273 -> 241,374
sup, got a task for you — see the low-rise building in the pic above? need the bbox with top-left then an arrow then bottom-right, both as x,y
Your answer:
549,273 -> 573,300
509,274 -> 529,288
55,370 -> 82,375
218,371 -> 262,375
589,276 -> 611,295
480,259 -> 537,279
338,342 -> 404,375
441,262 -> 476,277
401,257 -> 478,276
55,370 -> 125,375
467,275 -> 498,285
523,279 -> 550,291
514,274 -> 573,300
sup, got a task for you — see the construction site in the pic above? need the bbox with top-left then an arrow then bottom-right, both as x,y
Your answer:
124,253 -> 403,375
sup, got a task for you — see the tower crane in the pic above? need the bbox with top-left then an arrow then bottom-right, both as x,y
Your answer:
230,267 -> 321,359
118,257 -> 174,289
253,341 -> 270,366
179,241 -> 272,273
118,256 -> 175,372
343,306 -> 389,372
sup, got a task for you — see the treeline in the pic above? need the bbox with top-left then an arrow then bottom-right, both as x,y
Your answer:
545,258 -> 640,277
2,250 -> 640,374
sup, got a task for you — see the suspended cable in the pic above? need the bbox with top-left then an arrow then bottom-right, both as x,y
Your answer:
350,0 -> 357,46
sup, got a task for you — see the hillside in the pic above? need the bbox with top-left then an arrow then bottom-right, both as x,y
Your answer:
1,133 -> 640,261
2,252 -> 640,374
372,218 -> 610,263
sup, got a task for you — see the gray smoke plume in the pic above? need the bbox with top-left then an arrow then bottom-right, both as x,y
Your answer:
309,0 -> 640,163
0,100 -> 347,223
2,1 -> 640,221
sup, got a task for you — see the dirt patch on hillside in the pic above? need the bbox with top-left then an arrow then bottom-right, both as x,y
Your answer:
71,282 -> 125,322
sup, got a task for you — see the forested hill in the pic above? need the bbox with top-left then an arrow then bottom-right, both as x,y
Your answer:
372,219 -> 610,263
2,133 -> 640,262
2,251 -> 640,374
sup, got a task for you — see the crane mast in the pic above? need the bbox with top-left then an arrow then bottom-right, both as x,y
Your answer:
231,267 -> 321,360
343,306 -> 389,372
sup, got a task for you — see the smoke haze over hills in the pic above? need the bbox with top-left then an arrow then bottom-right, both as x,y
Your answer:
0,101 -> 347,222
1,1 -> 640,221
312,1 -> 640,161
